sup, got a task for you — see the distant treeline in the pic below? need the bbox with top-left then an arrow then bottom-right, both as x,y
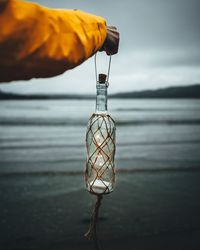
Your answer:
0,92 -> 94,100
0,84 -> 200,100
111,84 -> 200,98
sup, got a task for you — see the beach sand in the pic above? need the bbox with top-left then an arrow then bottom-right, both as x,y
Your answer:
0,171 -> 200,250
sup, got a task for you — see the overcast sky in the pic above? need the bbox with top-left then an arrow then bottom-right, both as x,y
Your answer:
1,0 -> 200,94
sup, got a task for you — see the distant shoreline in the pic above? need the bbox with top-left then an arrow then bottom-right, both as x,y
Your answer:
0,84 -> 200,100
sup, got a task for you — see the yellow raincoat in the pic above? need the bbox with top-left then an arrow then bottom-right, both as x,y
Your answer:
0,0 -> 107,82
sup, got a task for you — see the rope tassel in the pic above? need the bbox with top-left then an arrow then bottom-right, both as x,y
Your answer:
84,195 -> 103,242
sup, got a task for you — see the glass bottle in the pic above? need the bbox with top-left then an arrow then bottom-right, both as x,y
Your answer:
85,74 -> 116,195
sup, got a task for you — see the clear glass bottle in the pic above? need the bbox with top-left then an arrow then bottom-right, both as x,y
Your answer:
85,74 -> 116,195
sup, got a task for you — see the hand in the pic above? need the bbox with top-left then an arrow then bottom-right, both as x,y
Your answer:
99,26 -> 119,55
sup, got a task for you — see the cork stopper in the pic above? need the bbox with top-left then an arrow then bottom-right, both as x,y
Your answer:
98,74 -> 107,84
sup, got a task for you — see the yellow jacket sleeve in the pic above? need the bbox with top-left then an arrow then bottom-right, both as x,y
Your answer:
0,0 -> 107,82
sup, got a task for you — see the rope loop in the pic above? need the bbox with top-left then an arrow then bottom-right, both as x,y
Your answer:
95,53 -> 112,88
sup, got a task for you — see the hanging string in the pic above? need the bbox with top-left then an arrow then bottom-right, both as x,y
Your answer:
94,53 -> 98,84
84,195 -> 103,250
94,53 -> 112,86
107,55 -> 112,84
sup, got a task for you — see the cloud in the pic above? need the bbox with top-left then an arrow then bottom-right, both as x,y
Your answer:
0,0 -> 200,93
1,48 -> 199,94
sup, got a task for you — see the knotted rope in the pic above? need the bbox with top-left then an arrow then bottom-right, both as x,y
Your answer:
84,195 -> 103,250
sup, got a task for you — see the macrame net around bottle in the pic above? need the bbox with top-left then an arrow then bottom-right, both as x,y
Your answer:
85,113 -> 116,195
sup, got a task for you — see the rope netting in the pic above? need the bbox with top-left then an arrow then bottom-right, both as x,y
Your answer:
85,113 -> 116,195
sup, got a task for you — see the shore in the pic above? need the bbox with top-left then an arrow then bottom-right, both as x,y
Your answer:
0,170 -> 200,250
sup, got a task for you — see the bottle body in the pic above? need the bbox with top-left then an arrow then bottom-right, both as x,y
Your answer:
85,75 -> 116,195
85,113 -> 116,194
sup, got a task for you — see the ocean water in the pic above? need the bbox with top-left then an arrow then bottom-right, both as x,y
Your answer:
0,99 -> 200,173
1,99 -> 200,248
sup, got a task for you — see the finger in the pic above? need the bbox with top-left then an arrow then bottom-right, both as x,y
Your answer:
107,26 -> 117,29
107,26 -> 117,31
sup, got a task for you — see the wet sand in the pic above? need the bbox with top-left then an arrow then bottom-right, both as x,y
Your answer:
0,171 -> 200,250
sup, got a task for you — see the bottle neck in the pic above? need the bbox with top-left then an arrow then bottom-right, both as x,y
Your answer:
95,83 -> 107,114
